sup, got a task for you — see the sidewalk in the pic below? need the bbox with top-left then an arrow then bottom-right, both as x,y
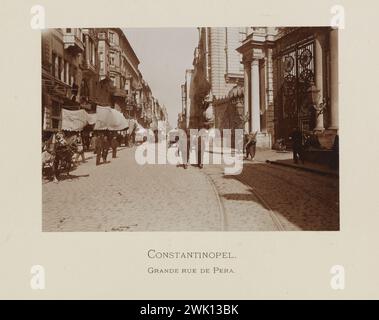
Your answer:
253,149 -> 339,177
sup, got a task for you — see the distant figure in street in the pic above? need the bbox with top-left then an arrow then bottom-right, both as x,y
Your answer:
125,132 -> 130,147
111,136 -> 119,158
244,131 -> 257,160
91,134 -> 97,154
83,132 -> 91,151
74,133 -> 86,164
289,127 -> 304,164
130,125 -> 136,146
177,130 -> 190,169
95,134 -> 103,165
197,126 -> 208,169
116,132 -> 123,147
102,135 -> 110,163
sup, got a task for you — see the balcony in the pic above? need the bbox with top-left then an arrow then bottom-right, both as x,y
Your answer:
63,34 -> 84,54
109,64 -> 121,74
111,87 -> 127,98
81,60 -> 97,76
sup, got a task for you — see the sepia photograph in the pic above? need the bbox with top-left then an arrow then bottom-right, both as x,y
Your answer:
41,27 -> 339,232
3,0 -> 379,303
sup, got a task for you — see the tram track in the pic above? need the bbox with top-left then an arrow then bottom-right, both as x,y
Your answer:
201,171 -> 227,231
202,169 -> 286,231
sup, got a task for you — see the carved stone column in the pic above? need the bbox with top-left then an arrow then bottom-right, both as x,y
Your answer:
243,61 -> 251,133
314,32 -> 325,131
251,59 -> 261,133
328,28 -> 339,131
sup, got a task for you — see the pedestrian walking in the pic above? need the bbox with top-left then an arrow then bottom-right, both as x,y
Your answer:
125,132 -> 130,147
91,134 -> 98,154
177,130 -> 190,169
111,136 -> 119,158
102,135 -> 110,163
74,133 -> 86,164
244,131 -> 257,160
130,125 -> 136,146
289,127 -> 304,164
197,126 -> 208,169
95,134 -> 103,165
83,132 -> 91,151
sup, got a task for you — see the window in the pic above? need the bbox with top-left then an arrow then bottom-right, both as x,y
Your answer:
52,118 -> 60,129
52,53 -> 57,77
58,57 -> 64,81
91,41 -> 96,65
109,31 -> 119,45
109,52 -> 115,66
110,76 -> 116,87
51,100 -> 61,117
66,28 -> 71,33
64,61 -> 68,83
70,66 -> 77,86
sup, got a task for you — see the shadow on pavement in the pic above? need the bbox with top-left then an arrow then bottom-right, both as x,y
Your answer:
222,162 -> 339,231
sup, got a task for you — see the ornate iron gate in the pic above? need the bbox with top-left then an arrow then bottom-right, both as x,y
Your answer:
276,38 -> 315,142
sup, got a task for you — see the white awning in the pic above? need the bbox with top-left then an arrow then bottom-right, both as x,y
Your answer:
94,106 -> 129,131
61,109 -> 89,131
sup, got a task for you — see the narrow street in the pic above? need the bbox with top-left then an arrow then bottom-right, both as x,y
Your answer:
43,144 -> 339,231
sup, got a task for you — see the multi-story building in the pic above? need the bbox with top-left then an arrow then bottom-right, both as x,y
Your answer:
98,28 -> 142,117
180,69 -> 194,129
138,79 -> 154,128
188,27 -> 246,130
42,28 -> 158,133
42,28 -> 85,132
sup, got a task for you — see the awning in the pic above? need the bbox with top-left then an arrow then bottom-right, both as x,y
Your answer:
61,109 -> 89,131
94,106 -> 129,131
87,113 -> 97,125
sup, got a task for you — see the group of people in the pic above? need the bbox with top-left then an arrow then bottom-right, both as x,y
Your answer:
92,133 -> 120,166
42,130 -> 122,182
176,130 -> 206,170
174,129 -> 258,170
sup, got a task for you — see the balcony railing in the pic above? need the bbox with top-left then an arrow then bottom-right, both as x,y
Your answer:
81,60 -> 97,75
109,64 -> 121,73
111,87 -> 127,97
63,34 -> 84,53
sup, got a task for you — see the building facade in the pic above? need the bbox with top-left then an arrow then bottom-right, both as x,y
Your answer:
188,27 -> 246,130
237,27 -> 339,148
180,69 -> 194,129
185,26 -> 338,151
42,28 -> 165,133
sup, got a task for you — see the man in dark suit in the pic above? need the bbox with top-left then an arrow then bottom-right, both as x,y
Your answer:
289,127 -> 304,164
102,135 -> 110,163
95,133 -> 103,166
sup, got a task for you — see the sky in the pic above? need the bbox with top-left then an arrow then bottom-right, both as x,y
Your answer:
123,28 -> 198,128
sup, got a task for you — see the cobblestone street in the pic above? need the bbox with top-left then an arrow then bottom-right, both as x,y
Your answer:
43,144 -> 339,231
43,146 -> 222,231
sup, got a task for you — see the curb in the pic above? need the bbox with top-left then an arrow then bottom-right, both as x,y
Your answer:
266,160 -> 339,178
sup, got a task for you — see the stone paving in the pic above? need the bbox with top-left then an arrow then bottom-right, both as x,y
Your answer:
43,144 -> 339,232
42,145 -> 222,231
